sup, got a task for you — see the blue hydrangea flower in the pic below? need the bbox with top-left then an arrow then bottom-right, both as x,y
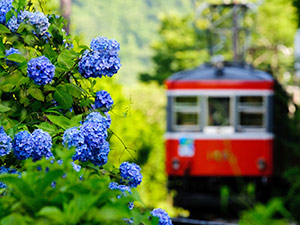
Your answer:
151,208 -> 173,225
71,162 -> 81,172
128,201 -> 134,210
78,37 -> 121,78
57,159 -> 63,165
0,166 -> 20,189
0,0 -> 12,24
27,56 -> 55,85
90,140 -> 110,166
6,48 -> 21,56
123,218 -> 134,225
109,182 -> 131,198
80,121 -> 108,150
5,47 -> 21,66
20,10 -> 50,35
51,181 -> 56,189
12,131 -> 34,160
104,112 -> 111,127
119,162 -> 142,188
90,36 -> 120,53
31,129 -> 53,161
0,127 -> 12,157
95,90 -> 113,112
6,15 -> 19,32
63,127 -> 84,148
63,115 -> 110,166
84,112 -> 111,129
72,143 -> 92,162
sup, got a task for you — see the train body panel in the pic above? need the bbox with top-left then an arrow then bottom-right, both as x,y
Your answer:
166,137 -> 273,177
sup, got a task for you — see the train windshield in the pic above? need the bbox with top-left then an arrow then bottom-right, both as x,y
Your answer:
207,97 -> 230,126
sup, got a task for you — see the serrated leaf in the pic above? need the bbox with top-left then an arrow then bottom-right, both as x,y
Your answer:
53,86 -> 73,109
0,24 -> 11,34
28,87 -> 44,101
46,115 -> 71,129
6,53 -> 26,63
0,104 -> 11,112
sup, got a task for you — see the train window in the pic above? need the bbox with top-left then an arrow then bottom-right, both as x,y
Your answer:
207,97 -> 230,126
237,96 -> 265,130
172,96 -> 201,131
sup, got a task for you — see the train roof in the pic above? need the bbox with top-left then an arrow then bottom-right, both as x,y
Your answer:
167,62 -> 273,82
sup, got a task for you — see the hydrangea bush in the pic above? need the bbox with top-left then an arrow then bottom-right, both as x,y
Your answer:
0,1 -> 172,224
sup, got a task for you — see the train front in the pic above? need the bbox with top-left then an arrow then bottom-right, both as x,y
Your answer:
165,62 -> 274,208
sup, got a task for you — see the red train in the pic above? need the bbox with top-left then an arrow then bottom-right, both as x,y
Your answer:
165,61 -> 276,209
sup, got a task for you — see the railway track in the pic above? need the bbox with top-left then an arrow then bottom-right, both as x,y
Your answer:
172,217 -> 238,225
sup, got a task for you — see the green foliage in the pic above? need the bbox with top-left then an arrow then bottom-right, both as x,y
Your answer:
0,1 -> 170,224
140,0 -> 297,84
239,198 -> 291,225
0,153 -> 153,225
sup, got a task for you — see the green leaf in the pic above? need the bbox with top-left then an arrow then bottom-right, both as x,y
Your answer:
64,83 -> 83,98
0,175 -> 35,197
1,213 -> 29,225
28,87 -> 44,101
0,51 -> 6,58
36,170 -> 64,194
46,115 -> 71,129
12,0 -> 27,10
0,24 -> 11,34
53,86 -> 73,109
57,50 -> 75,69
38,207 -> 64,224
70,114 -> 83,126
0,104 -> 11,112
35,122 -> 57,134
6,53 -> 26,63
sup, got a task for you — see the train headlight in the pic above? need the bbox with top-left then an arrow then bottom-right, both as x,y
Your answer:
257,158 -> 267,171
172,158 -> 180,170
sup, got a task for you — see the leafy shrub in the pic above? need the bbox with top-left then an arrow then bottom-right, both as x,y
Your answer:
0,1 -> 172,224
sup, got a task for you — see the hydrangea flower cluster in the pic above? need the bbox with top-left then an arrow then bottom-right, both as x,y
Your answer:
0,166 -> 20,189
5,47 -> 21,66
84,112 -> 111,128
12,129 -> 53,161
0,0 -> 12,24
0,127 -> 12,157
31,129 -> 53,161
12,131 -> 34,160
109,182 -> 132,198
6,16 -> 19,33
119,162 -> 143,188
6,47 -> 21,56
95,90 -> 114,112
19,10 -> 50,35
27,56 -> 55,85
63,112 -> 111,166
151,208 -> 173,225
3,8 -> 50,35
78,36 -> 121,78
